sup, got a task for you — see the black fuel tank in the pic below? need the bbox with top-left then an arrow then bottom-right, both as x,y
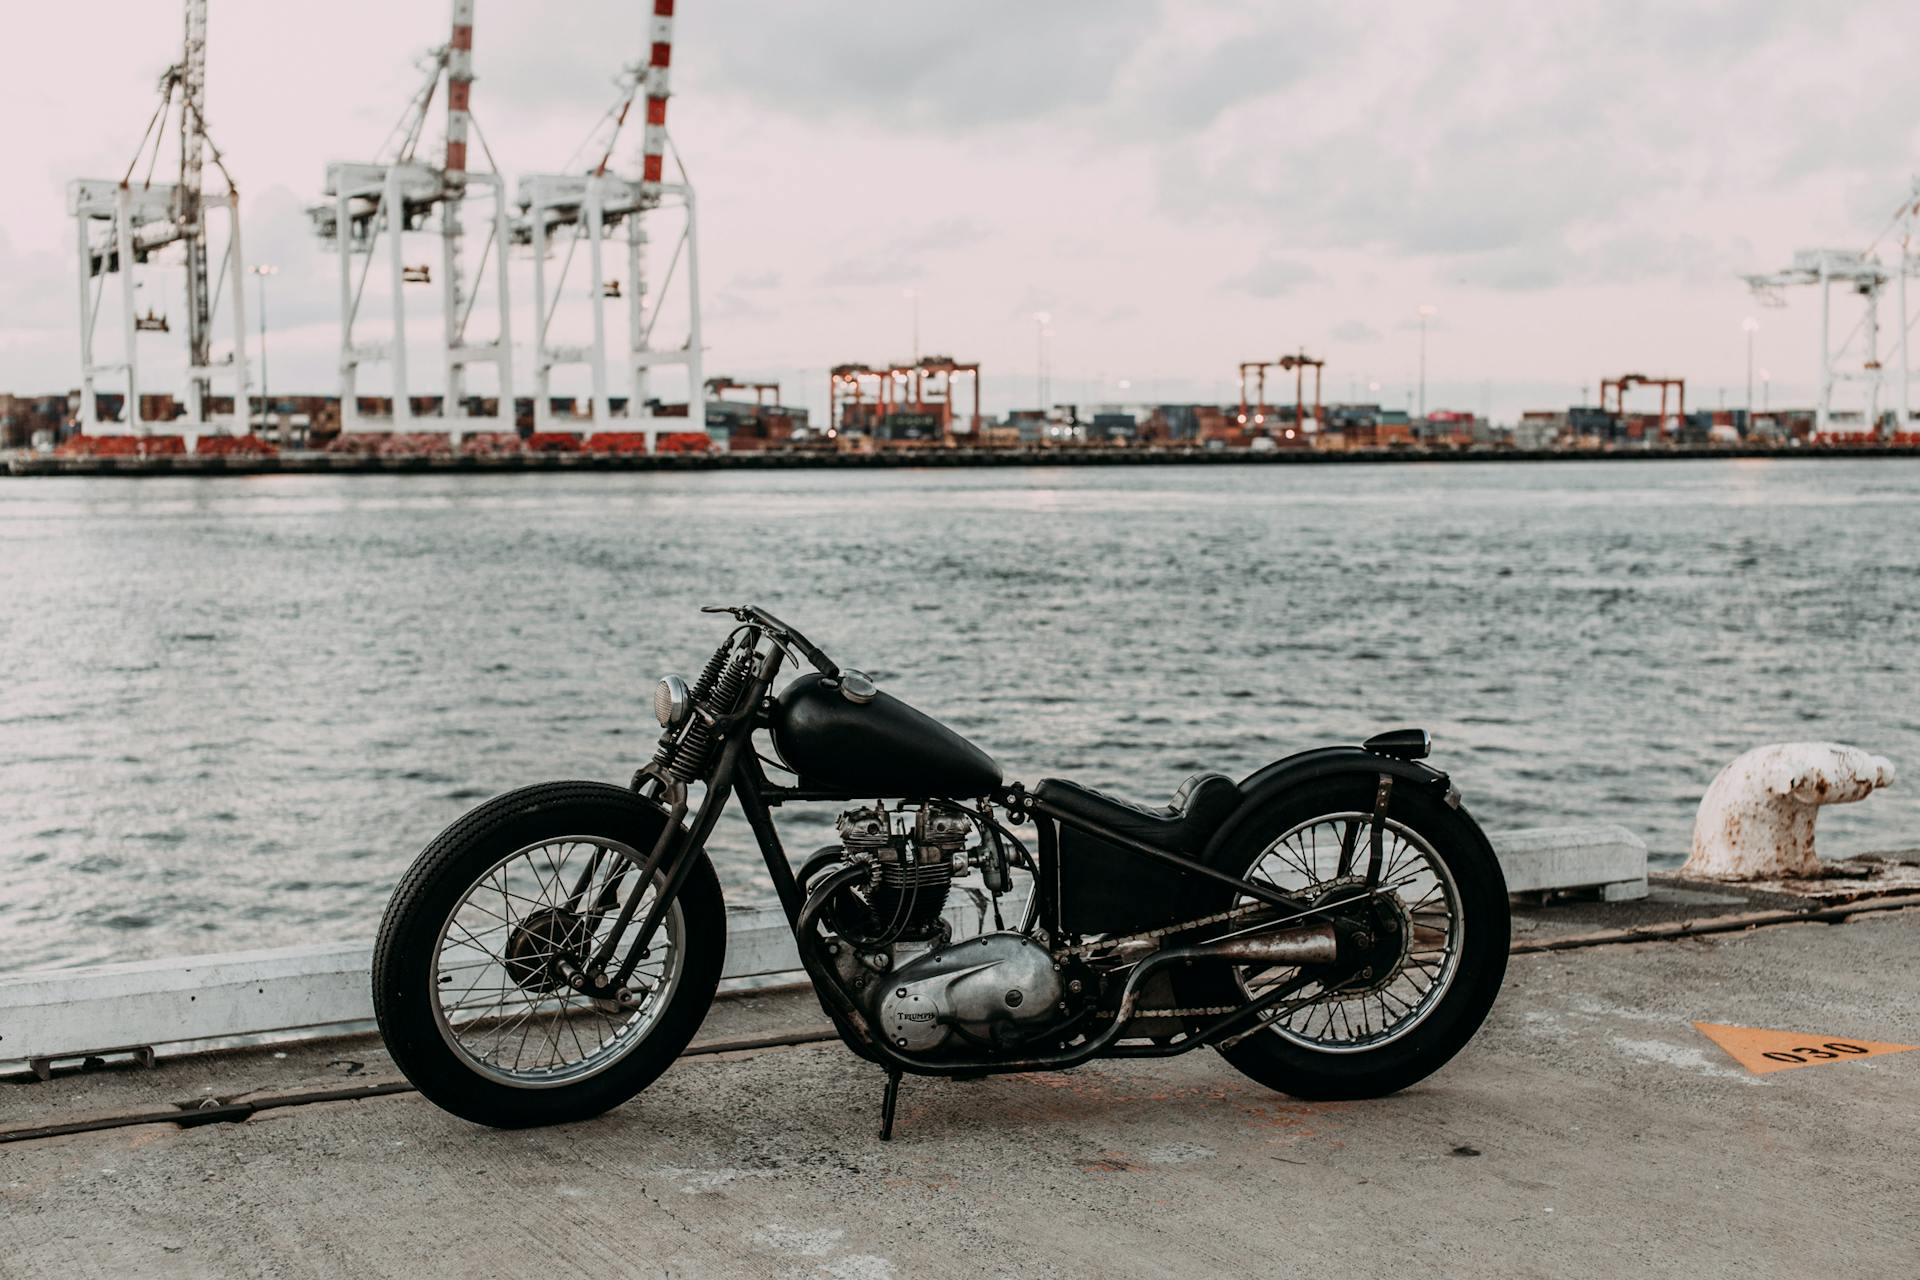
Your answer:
771,672 -> 1002,798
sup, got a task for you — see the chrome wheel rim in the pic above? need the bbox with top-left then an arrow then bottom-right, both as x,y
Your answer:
1231,811 -> 1463,1054
429,835 -> 685,1088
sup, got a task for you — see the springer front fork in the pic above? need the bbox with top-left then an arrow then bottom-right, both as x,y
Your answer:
550,774 -> 692,1006
564,633 -> 787,1002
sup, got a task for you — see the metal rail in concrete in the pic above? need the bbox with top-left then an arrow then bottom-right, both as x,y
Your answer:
0,826 -> 1645,1072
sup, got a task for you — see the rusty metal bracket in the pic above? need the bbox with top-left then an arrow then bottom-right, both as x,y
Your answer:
1365,773 -> 1394,887
26,1043 -> 156,1083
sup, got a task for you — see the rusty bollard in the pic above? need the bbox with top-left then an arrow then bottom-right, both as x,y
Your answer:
1682,743 -> 1895,880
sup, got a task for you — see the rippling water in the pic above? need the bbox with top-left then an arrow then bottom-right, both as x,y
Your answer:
2,460 -> 1917,970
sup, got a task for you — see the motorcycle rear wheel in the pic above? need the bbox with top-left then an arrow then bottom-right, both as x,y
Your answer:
372,781 -> 725,1128
1173,776 -> 1508,1100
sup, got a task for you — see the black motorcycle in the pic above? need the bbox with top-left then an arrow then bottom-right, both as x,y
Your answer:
373,605 -> 1509,1136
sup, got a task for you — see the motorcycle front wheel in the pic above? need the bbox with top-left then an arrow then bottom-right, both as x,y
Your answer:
1173,776 -> 1509,1100
372,781 -> 725,1128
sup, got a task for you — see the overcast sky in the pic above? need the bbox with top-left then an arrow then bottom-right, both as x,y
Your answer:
4,0 -> 1917,422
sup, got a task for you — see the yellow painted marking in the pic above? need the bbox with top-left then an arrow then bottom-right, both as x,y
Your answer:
1693,1022 -> 1918,1075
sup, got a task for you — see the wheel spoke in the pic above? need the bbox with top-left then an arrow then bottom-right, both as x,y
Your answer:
430,835 -> 689,1087
1334,819 -> 1361,877
448,918 -> 509,959
1231,811 -> 1463,1053
446,960 -> 506,1012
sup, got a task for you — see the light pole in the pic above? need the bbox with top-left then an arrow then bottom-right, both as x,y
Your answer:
1043,328 -> 1055,412
1742,316 -> 1759,430
1033,311 -> 1052,410
1416,303 -> 1437,427
251,264 -> 278,437
903,290 -> 922,413
1759,368 -> 1771,413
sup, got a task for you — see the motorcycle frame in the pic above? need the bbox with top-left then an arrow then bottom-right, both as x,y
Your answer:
627,620 -> 1358,1081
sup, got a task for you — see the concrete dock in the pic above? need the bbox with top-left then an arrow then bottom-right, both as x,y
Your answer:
4,890 -> 1917,1278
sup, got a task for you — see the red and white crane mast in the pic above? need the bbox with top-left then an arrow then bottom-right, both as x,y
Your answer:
518,0 -> 704,447
440,0 -> 478,415
68,0 -> 250,437
178,0 -> 213,414
639,2 -> 673,188
313,0 -> 513,437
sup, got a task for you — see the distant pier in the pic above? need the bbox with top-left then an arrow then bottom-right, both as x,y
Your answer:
10,443 -> 1920,477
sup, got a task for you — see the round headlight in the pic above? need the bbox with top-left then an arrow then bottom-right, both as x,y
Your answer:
653,674 -> 691,729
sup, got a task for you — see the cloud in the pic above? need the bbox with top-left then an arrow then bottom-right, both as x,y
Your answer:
817,218 -> 992,287
0,230 -> 75,333
705,290 -> 776,324
1228,253 -> 1320,298
686,1 -> 1162,132
1451,246 -> 1566,293
1149,0 -> 1920,292
5,0 -> 1917,423
0,229 -> 80,389
1104,8 -> 1342,136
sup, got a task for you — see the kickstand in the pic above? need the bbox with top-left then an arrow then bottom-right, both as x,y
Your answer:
879,1068 -> 903,1142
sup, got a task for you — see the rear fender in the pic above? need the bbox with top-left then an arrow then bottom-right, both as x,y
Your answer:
1198,746 -> 1459,875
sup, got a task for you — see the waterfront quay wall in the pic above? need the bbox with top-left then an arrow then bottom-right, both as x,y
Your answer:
10,443 -> 1920,477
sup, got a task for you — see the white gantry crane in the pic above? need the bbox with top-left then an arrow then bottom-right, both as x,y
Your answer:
69,0 -> 250,437
514,0 -> 705,447
1743,177 -> 1920,437
311,0 -> 514,437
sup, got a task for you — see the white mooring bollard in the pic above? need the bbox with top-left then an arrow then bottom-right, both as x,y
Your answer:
1682,742 -> 1895,880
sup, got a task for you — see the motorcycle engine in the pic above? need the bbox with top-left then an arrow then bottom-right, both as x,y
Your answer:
818,801 -> 1067,1055
831,802 -> 967,940
874,931 -> 1066,1054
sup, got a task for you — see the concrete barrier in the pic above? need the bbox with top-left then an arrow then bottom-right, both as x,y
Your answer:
1495,824 -> 1649,902
0,891 -> 1012,1077
0,825 -> 1643,1072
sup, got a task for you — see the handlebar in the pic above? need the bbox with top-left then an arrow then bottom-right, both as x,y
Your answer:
701,604 -> 840,677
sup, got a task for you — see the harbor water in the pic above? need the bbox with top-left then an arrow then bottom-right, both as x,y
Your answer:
2,458 -> 1917,971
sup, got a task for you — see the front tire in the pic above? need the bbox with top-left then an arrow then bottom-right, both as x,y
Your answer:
372,781 -> 725,1128
1174,776 -> 1508,1100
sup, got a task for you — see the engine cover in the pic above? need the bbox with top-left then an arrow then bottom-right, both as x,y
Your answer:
876,932 -> 1065,1053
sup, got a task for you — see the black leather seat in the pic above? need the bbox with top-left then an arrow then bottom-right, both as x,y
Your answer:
1033,773 -> 1242,854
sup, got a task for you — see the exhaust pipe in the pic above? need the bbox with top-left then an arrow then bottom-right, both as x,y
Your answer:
1190,923 -> 1338,966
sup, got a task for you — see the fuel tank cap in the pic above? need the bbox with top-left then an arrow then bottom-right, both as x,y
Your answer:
839,669 -> 879,704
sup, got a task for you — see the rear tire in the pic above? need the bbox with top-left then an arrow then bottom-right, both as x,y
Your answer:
372,781 -> 725,1128
1174,776 -> 1508,1100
